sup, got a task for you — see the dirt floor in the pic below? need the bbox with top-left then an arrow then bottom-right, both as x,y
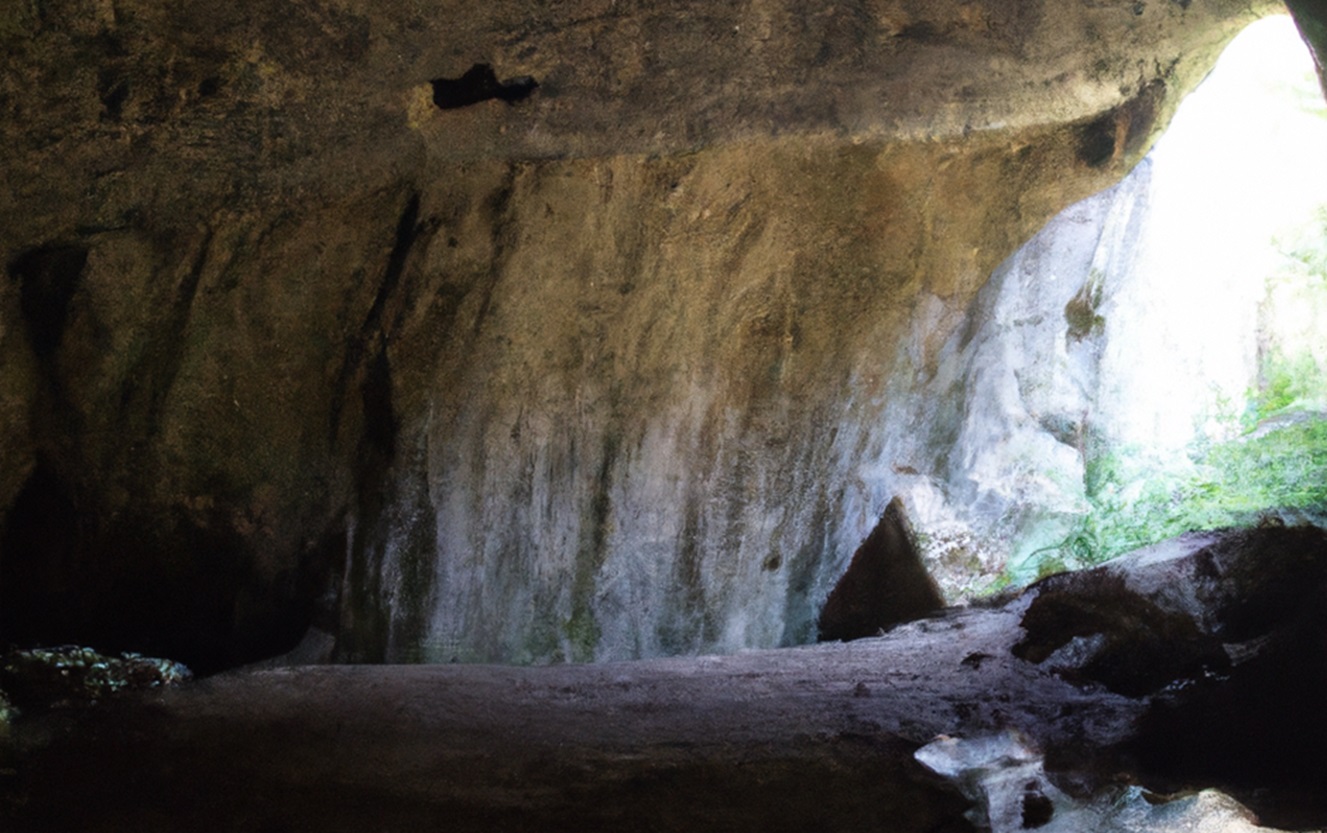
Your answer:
3,528 -> 1325,832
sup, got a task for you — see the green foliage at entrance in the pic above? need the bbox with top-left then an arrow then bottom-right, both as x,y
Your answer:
1070,419 -> 1327,565
1016,417 -> 1327,582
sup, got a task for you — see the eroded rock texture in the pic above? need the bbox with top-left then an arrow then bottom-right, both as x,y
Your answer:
0,0 -> 1290,668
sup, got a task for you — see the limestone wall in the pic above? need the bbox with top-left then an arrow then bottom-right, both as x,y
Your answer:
0,0 -> 1279,668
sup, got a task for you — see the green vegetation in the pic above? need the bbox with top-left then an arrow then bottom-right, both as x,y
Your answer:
1064,270 -> 1106,343
1014,418 -> 1327,584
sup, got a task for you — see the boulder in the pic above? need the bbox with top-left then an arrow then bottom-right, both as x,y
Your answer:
818,496 -> 945,641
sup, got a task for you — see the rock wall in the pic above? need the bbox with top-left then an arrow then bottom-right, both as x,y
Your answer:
0,0 -> 1283,669
891,162 -> 1155,596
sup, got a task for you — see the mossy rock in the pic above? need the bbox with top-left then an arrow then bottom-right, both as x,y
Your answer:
0,646 -> 192,711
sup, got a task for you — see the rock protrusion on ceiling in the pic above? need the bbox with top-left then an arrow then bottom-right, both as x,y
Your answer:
1075,79 -> 1168,169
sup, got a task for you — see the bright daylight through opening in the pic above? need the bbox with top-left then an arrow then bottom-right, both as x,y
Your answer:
907,14 -> 1327,593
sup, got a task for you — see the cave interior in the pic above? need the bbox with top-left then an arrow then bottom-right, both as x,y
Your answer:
3,1 -> 1327,831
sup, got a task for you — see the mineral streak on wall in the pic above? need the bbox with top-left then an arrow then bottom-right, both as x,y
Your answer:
0,0 -> 1284,669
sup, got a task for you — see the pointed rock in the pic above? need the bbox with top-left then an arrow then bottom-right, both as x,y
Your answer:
818,497 -> 945,642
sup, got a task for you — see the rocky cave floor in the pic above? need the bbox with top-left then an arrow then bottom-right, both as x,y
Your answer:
1,525 -> 1325,833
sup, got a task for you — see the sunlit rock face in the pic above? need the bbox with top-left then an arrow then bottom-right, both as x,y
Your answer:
0,0 -> 1282,668
902,16 -> 1327,594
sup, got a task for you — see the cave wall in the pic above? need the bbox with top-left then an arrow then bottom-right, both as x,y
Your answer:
1285,0 -> 1327,94
0,0 -> 1288,669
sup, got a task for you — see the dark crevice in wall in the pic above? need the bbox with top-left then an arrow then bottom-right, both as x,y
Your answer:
97,69 -> 129,121
359,348 -> 397,466
327,191 -> 441,663
329,192 -> 420,447
430,64 -> 538,110
131,228 -> 215,441
896,22 -> 946,45
8,242 -> 94,474
779,489 -> 833,648
566,432 -> 619,661
1117,79 -> 1166,155
335,439 -> 442,664
0,462 -> 82,648
334,344 -> 398,660
470,166 -> 521,339
1076,80 -> 1165,168
1077,114 -> 1119,168
7,243 -> 89,362
658,500 -> 707,655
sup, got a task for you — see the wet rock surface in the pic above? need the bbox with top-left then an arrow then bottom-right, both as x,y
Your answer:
2,526 -> 1324,831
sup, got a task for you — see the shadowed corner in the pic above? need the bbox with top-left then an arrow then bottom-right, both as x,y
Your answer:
818,496 -> 946,642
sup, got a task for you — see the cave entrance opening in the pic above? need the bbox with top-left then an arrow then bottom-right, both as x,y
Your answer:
912,14 -> 1327,596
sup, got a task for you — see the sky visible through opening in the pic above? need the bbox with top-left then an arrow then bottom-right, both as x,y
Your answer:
1102,14 -> 1327,453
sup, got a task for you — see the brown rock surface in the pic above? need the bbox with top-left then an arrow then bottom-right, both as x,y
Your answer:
0,0 -> 1287,667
